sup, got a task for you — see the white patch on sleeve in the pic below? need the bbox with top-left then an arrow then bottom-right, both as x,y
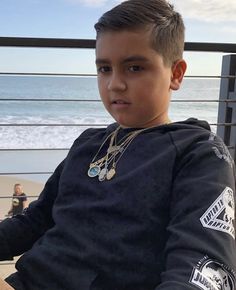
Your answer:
209,132 -> 234,168
190,256 -> 236,290
200,187 -> 235,239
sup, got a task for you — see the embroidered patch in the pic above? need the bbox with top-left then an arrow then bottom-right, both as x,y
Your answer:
190,256 -> 236,290
209,133 -> 234,168
200,187 -> 235,239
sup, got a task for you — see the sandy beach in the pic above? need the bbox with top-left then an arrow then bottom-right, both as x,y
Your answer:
0,176 -> 44,220
0,176 -> 44,279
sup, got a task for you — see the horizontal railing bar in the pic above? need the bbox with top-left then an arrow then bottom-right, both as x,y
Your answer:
0,72 -> 235,79
184,75 -> 236,79
0,123 -> 235,127
212,123 -> 236,126
0,98 -> 235,103
0,148 -> 69,151
0,195 -> 39,199
0,123 -> 107,126
0,172 -> 52,175
1,37 -> 236,53
0,145 -> 234,151
0,37 -> 96,49
0,98 -> 101,102
0,72 -> 97,77
185,42 -> 236,53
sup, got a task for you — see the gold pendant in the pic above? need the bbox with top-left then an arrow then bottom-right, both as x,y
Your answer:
107,145 -> 120,154
106,168 -> 116,180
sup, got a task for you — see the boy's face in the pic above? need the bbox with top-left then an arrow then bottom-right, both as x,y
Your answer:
96,29 -> 185,128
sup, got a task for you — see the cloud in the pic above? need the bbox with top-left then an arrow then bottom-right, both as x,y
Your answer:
65,0 -> 236,22
173,0 -> 236,22
218,25 -> 236,36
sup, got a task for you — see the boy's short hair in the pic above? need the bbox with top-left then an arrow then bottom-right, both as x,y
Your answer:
94,0 -> 185,66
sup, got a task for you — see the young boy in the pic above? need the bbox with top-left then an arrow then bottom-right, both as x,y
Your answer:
7,184 -> 28,217
0,0 -> 236,289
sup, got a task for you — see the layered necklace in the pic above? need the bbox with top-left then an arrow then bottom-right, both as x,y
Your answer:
87,126 -> 149,181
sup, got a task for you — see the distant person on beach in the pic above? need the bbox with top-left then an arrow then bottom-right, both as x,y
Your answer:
7,184 -> 28,217
0,0 -> 236,289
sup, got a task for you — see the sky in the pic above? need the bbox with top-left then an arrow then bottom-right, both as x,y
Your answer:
0,0 -> 236,76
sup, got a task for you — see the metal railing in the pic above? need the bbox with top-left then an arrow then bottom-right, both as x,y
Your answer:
0,38 -> 235,148
0,36 -> 236,270
0,38 -> 235,162
1,36 -> 236,52
0,40 -> 235,188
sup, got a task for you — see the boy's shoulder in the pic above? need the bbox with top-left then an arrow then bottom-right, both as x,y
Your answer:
168,118 -> 234,168
166,118 -> 211,147
168,118 -> 220,152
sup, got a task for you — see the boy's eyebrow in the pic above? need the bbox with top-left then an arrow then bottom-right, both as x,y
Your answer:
96,58 -> 109,65
122,56 -> 149,63
95,56 -> 149,65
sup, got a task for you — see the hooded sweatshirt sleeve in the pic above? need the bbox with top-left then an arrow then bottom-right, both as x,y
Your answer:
0,128 -> 96,261
156,132 -> 236,290
0,160 -> 65,260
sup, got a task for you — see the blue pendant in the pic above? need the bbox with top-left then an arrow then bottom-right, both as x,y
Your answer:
88,165 -> 100,177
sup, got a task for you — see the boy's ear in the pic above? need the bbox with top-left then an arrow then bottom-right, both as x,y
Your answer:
170,59 -> 187,91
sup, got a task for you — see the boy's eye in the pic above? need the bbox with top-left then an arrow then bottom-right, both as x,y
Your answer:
128,65 -> 143,72
97,66 -> 111,73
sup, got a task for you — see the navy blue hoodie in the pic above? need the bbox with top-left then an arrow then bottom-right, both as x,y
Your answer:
1,119 -> 236,290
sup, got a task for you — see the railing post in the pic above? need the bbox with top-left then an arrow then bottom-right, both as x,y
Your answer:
217,54 -> 236,163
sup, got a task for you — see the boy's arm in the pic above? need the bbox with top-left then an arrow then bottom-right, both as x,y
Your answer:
156,136 -> 236,289
0,160 -> 65,261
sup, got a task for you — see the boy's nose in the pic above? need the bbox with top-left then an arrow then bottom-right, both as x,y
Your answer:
107,73 -> 127,91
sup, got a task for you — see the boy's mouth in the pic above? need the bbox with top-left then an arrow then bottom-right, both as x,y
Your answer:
112,99 -> 130,105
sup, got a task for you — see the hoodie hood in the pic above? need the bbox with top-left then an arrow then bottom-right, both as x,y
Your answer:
105,118 -> 211,135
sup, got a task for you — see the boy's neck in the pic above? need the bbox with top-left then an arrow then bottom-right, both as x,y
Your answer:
119,117 -> 172,129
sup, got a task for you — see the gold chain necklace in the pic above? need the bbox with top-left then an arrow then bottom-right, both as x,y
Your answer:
105,130 -> 144,180
88,126 -> 149,181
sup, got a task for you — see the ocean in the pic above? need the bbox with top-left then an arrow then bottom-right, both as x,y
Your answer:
0,75 -> 220,183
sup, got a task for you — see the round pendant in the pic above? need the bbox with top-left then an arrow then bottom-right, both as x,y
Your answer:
88,165 -> 101,177
99,168 -> 107,181
106,168 -> 116,180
